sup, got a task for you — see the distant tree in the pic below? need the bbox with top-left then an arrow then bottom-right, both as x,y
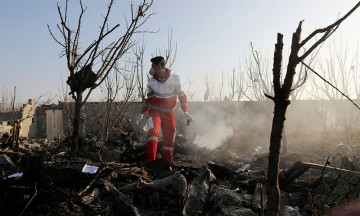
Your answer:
227,67 -> 246,101
309,41 -> 360,141
102,70 -> 120,141
242,43 -> 313,153
218,71 -> 225,101
0,86 -> 11,111
152,28 -> 177,68
135,28 -> 177,101
204,70 -> 229,102
101,59 -> 140,141
185,79 -> 196,102
134,40 -> 146,102
243,44 -> 274,133
265,2 -> 360,215
48,0 -> 153,153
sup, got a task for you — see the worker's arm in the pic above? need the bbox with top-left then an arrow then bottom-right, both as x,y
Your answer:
175,75 -> 188,112
175,76 -> 193,124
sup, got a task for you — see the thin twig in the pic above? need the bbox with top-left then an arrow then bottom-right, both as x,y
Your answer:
301,61 -> 360,110
260,184 -> 264,216
320,157 -> 330,182
19,182 -> 38,216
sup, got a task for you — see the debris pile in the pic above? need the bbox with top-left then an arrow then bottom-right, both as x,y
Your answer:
1,135 -> 360,215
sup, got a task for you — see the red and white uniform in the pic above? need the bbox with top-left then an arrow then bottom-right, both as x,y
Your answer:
141,68 -> 188,162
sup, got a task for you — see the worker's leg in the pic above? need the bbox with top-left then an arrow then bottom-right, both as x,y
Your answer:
146,110 -> 161,162
161,112 -> 176,162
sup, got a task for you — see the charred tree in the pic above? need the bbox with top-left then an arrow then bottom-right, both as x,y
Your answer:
265,2 -> 360,215
48,0 -> 153,153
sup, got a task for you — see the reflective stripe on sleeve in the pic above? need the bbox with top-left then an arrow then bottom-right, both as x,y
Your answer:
147,117 -> 154,129
173,130 -> 176,142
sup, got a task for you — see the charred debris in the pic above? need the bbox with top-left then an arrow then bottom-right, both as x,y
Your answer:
1,127 -> 360,216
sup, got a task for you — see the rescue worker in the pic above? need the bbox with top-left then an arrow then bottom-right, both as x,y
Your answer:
137,56 -> 192,162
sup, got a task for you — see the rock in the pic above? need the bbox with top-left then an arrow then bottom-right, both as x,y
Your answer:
332,153 -> 344,168
0,154 -> 16,170
281,206 -> 301,216
353,161 -> 360,171
209,184 -> 247,207
332,153 -> 353,170
236,164 -> 251,173
99,146 -> 121,162
335,142 -> 352,157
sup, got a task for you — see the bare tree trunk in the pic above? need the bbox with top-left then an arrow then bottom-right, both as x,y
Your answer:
282,123 -> 287,154
265,3 -> 360,211
266,25 -> 302,213
267,100 -> 289,211
266,33 -> 285,215
72,92 -> 83,153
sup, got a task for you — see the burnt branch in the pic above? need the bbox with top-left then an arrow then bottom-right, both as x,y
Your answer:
265,93 -> 275,101
272,33 -> 283,94
250,42 -> 271,95
165,28 -> 177,68
47,24 -> 65,48
302,61 -> 360,110
88,0 -> 115,65
299,2 -> 360,61
72,0 -> 86,67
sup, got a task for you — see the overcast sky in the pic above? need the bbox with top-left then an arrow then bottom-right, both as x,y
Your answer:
1,0 -> 360,103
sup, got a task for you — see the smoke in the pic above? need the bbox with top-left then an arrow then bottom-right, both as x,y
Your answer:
180,99 -> 360,157
193,120 -> 233,150
183,101 -> 271,152
185,103 -> 236,151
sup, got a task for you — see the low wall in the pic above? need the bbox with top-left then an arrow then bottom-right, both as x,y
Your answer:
4,99 -> 358,144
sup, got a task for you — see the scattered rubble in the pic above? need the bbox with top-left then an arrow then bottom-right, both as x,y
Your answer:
1,132 -> 360,215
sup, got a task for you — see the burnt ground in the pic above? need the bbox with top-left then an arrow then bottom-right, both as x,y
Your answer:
1,129 -> 360,216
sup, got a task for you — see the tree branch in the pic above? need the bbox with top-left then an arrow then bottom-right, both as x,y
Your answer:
299,2 -> 360,61
72,0 -> 86,67
302,61 -> 360,110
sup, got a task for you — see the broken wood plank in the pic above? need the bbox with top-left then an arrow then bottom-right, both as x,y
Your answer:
279,161 -> 360,188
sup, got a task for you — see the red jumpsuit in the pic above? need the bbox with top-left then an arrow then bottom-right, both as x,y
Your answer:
141,69 -> 188,162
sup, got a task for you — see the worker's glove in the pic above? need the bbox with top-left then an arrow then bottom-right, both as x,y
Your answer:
184,112 -> 193,125
136,114 -> 144,125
